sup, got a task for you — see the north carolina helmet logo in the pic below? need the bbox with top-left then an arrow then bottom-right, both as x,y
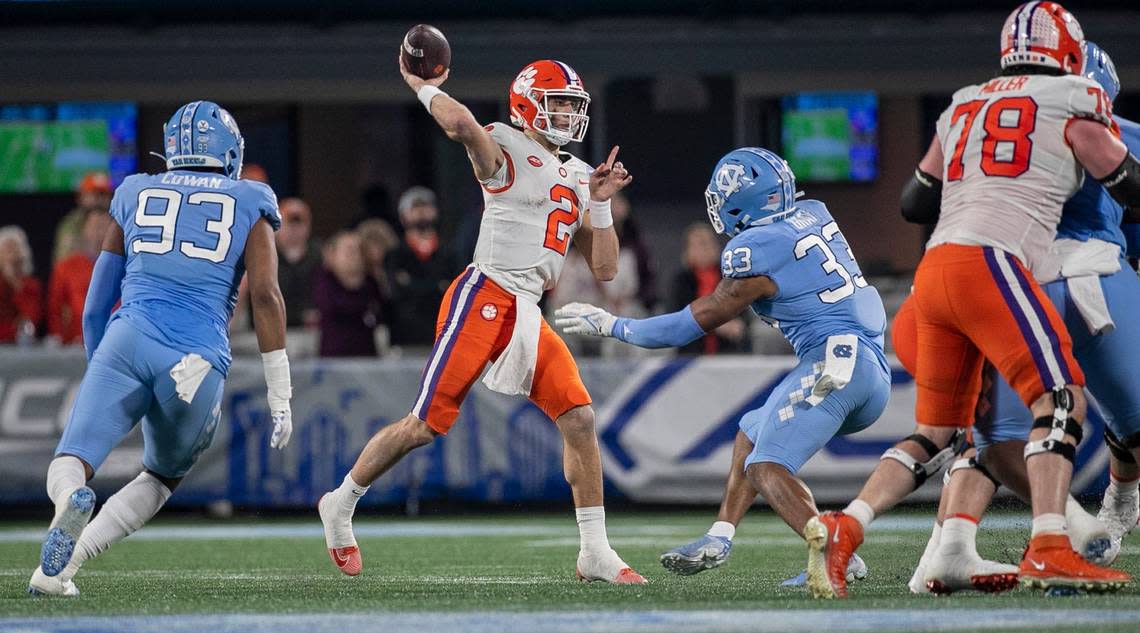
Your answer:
715,163 -> 747,197
512,66 -> 539,96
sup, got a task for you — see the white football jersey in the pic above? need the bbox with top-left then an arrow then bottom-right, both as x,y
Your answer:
927,73 -> 1114,272
473,122 -> 594,302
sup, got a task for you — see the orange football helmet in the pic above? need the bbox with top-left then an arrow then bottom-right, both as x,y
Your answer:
1000,2 -> 1085,74
509,60 -> 590,146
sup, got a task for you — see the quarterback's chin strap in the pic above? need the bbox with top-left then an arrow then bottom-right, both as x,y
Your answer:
881,429 -> 967,490
1024,387 -> 1083,464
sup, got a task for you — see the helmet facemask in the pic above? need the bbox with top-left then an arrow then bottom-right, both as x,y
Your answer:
530,88 -> 590,146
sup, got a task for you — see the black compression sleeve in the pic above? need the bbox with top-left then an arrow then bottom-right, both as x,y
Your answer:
1102,152 -> 1140,222
900,168 -> 942,224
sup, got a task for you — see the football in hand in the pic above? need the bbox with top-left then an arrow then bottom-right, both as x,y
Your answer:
401,24 -> 451,80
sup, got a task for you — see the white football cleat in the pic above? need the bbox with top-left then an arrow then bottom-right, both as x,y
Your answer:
924,549 -> 1019,595
1068,502 -> 1114,565
1097,486 -> 1140,566
27,567 -> 79,597
909,529 -> 941,594
576,548 -> 646,584
318,492 -> 361,576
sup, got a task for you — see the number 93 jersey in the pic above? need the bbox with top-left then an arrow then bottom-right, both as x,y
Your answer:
722,199 -> 886,362
473,122 -> 593,303
928,73 -> 1114,274
108,171 -> 281,375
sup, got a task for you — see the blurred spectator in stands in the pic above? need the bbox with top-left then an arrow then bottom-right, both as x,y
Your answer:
53,172 -> 111,263
671,223 -> 749,355
385,186 -> 460,347
314,230 -> 385,357
48,208 -> 111,345
353,183 -> 399,232
275,197 -> 321,328
241,163 -> 270,184
611,192 -> 658,311
357,218 -> 399,298
0,226 -> 43,344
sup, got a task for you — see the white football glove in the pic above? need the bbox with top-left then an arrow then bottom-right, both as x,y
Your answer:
262,349 -> 293,450
554,302 -> 618,338
270,409 -> 293,450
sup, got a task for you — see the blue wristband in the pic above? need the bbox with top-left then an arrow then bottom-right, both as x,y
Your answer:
613,305 -> 706,349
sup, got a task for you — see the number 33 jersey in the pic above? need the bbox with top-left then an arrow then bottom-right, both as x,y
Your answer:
928,73 -> 1114,273
108,171 -> 281,374
473,122 -> 593,303
721,199 -> 886,361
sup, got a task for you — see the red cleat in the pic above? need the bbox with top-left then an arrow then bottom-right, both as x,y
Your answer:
805,511 -> 863,599
1019,533 -> 1130,592
328,545 -> 363,577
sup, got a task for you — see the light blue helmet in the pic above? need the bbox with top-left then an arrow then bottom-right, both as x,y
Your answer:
1083,41 -> 1120,103
162,101 -> 244,179
705,147 -> 797,236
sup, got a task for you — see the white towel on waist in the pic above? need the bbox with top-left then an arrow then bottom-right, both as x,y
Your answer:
1044,238 -> 1121,336
483,294 -> 541,396
170,353 -> 212,404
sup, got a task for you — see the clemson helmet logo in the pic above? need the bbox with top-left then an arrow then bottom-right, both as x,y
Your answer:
512,66 -> 539,96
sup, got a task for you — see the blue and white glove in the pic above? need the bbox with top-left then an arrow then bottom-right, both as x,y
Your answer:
554,302 -> 617,338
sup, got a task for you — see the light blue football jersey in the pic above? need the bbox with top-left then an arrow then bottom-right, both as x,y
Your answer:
1058,115 -> 1140,253
722,199 -> 887,364
108,170 -> 281,375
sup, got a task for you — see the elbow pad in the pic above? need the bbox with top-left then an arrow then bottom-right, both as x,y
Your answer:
899,169 -> 942,224
1102,152 -> 1140,221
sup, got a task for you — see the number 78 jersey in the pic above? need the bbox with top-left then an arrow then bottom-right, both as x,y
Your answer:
723,199 -> 886,360
928,73 -> 1114,274
108,171 -> 281,375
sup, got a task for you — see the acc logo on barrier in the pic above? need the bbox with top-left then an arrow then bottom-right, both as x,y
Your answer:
593,357 -> 1110,503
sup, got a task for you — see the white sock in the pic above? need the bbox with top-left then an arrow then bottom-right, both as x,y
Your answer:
1031,512 -> 1067,538
59,472 -> 171,582
575,506 -> 610,554
844,499 -> 875,529
336,473 -> 369,514
939,516 -> 979,553
1107,474 -> 1140,499
918,522 -> 943,562
46,456 -> 86,526
707,521 -> 735,540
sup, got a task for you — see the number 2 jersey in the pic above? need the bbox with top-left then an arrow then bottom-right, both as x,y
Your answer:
927,73 -> 1114,273
473,122 -> 593,303
107,171 -> 281,375
722,199 -> 887,366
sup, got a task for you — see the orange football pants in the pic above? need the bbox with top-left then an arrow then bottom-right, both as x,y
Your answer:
410,266 -> 592,434
911,244 -> 1083,427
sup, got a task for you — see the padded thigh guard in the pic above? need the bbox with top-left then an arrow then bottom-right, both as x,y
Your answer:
881,430 -> 966,490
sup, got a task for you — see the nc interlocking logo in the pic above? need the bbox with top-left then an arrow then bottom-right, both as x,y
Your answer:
832,344 -> 853,358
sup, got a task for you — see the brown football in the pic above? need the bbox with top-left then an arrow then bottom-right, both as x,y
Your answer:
401,24 -> 451,80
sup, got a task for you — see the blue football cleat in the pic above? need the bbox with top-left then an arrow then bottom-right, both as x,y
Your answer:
782,551 -> 868,587
40,487 -> 95,577
660,534 -> 733,575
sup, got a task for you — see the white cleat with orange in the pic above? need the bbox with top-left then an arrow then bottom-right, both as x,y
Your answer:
576,548 -> 647,585
318,493 -> 362,576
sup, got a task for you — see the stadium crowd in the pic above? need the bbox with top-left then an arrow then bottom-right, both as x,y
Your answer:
0,166 -> 779,358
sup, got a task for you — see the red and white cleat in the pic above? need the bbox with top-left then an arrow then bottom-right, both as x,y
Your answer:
924,549 -> 1019,595
319,493 -> 362,577
576,549 -> 647,585
805,511 -> 863,599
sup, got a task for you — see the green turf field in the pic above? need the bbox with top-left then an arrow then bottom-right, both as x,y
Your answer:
2,510 -> 1139,632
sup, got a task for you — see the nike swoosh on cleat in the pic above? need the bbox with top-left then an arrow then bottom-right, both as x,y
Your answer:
334,551 -> 352,566
1029,559 -> 1046,571
833,530 -> 840,544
